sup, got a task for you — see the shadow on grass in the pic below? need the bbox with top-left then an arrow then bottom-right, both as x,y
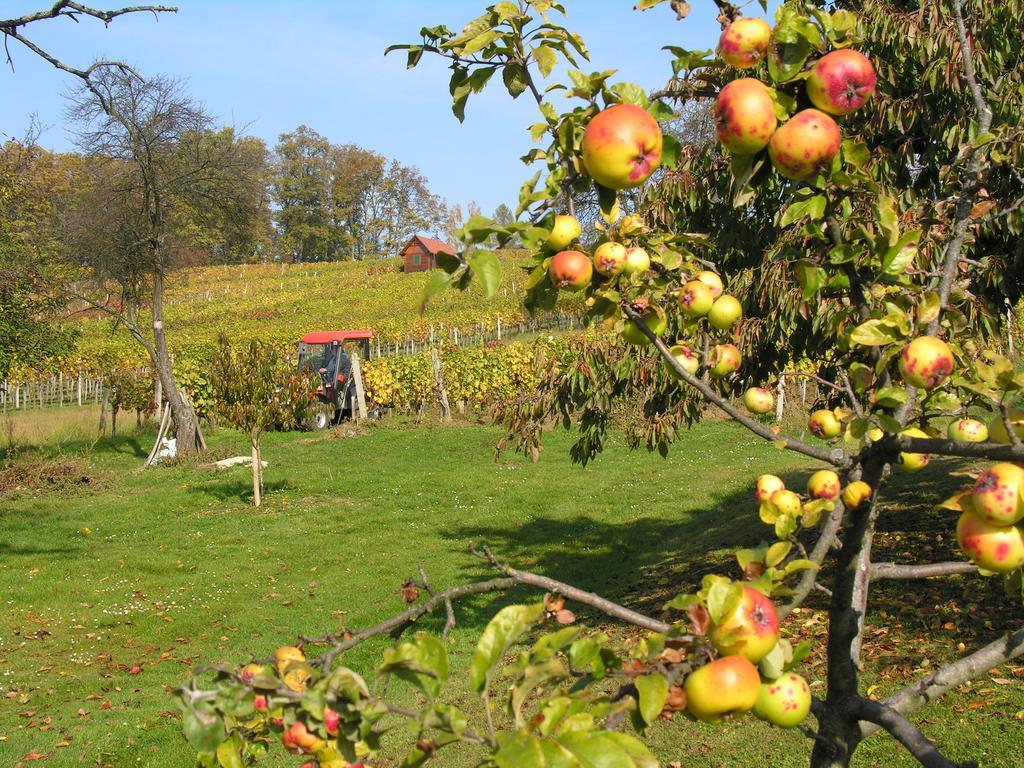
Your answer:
0,542 -> 79,557
189,475 -> 292,504
436,458 -> 1024,643
436,466 -> 823,631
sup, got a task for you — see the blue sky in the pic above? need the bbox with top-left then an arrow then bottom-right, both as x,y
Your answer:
0,1 -> 766,216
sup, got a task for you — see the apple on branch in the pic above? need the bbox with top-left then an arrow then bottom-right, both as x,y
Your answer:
713,78 -> 777,155
666,343 -> 700,379
753,672 -> 812,728
716,17 -> 772,69
743,387 -> 775,414
768,109 -> 842,181
709,586 -> 781,663
593,241 -> 628,276
806,49 -> 877,116
683,655 -> 761,723
546,214 -> 581,251
549,249 -> 593,291
581,103 -> 663,190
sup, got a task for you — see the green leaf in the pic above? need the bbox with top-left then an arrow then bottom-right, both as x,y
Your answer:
875,194 -> 899,244
611,81 -> 648,107
784,559 -> 820,575
493,731 -> 545,768
765,541 -> 793,567
881,230 -> 920,276
795,260 -> 825,300
918,291 -> 941,324
780,195 -> 826,227
182,706 -> 226,754
503,62 -> 529,99
635,673 -> 669,727
556,730 -> 641,768
467,249 -> 502,299
706,580 -> 742,625
874,386 -> 908,408
533,45 -> 558,78
759,641 -> 786,680
379,632 -> 449,699
661,134 -> 680,170
216,735 -> 244,768
470,603 -> 545,694
460,29 -> 500,56
801,499 -> 833,527
775,513 -> 798,539
850,319 -> 901,346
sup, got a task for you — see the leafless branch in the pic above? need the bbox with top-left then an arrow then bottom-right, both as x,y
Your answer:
1,3 -> 175,83
472,545 -> 673,633
870,562 -> 978,580
862,624 -> 1024,738
418,566 -> 456,638
850,697 -> 977,768
314,577 -> 518,672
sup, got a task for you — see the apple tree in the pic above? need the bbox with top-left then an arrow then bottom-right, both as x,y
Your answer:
178,2 -> 1024,767
207,336 -> 318,508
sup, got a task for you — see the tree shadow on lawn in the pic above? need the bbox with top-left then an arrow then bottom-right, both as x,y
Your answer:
0,541 -> 78,557
438,458 -> 1023,647
436,465 -> 822,631
189,474 -> 292,504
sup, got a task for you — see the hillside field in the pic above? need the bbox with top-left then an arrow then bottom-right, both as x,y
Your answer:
64,252 -> 582,372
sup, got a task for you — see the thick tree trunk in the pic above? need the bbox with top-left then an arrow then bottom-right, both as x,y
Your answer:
151,272 -> 202,454
251,438 -> 262,508
811,461 -> 889,768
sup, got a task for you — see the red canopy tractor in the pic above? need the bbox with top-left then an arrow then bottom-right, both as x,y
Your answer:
296,330 -> 372,429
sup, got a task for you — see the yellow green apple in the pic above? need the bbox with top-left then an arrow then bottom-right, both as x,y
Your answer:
972,463 -> 1024,525
592,241 -> 628,276
807,469 -> 840,500
709,587 -> 780,663
753,672 -> 812,728
956,511 -> 1024,574
547,214 -> 581,250
684,655 -> 761,723
897,427 -> 931,472
679,279 -> 715,317
582,103 -> 663,190
899,336 -> 954,389
708,294 -> 743,330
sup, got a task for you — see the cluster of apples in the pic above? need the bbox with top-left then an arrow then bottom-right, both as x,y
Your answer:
684,584 -> 812,727
713,17 -> 876,180
545,101 -> 664,295
756,470 -> 872,516
957,463 -> 1024,574
547,213 -> 653,292
239,646 -> 364,767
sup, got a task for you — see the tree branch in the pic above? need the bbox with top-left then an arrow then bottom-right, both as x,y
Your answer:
870,562 -> 978,580
862,624 -> 1024,738
622,305 -> 851,468
779,496 -> 845,619
898,435 -> 1024,462
850,697 -> 977,768
1,3 -> 175,82
418,566 -> 456,638
314,577 -> 518,671
473,545 -> 672,633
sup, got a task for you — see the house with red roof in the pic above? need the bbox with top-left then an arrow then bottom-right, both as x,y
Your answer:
400,235 -> 456,273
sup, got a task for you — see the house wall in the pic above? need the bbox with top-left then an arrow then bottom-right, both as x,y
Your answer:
402,242 -> 435,273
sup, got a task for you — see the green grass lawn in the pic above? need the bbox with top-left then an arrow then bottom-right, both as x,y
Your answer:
0,416 -> 1021,767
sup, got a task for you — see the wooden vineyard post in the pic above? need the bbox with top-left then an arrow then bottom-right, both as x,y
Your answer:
431,348 -> 451,424
350,355 -> 368,421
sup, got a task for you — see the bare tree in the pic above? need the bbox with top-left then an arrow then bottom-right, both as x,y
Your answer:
63,65 -> 266,454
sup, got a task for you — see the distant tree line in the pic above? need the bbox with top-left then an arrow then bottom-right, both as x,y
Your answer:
2,120 -> 512,266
